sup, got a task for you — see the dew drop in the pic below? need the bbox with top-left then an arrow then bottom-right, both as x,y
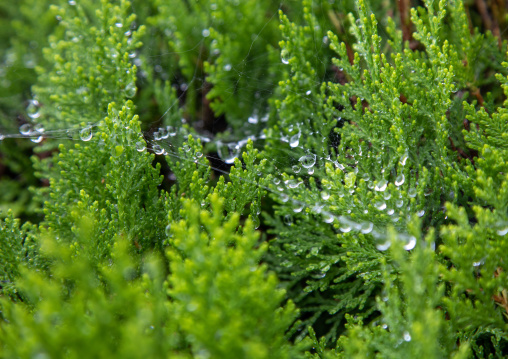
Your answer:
399,153 -> 408,166
292,165 -> 301,173
153,144 -> 164,155
285,179 -> 302,189
403,332 -> 411,342
202,28 -> 210,37
31,135 -> 43,143
248,114 -> 258,124
165,224 -> 171,236
68,0 -> 76,5
182,144 -> 191,152
115,22 -> 123,28
283,214 -> 292,225
408,188 -> 417,198
299,154 -> 316,168
360,221 -> 373,234
306,90 -> 312,95
80,126 -> 93,141
374,201 -> 387,211
273,178 -> 281,185
323,213 -> 334,223
375,179 -> 388,192
167,126 -> 177,136
135,141 -> 146,152
124,82 -> 136,98
217,141 -> 240,164
321,192 -> 330,201
497,226 -> 508,236
19,124 -> 32,136
395,174 -> 405,186
281,49 -> 290,64
387,208 -> 394,215
195,151 -> 203,158
292,202 -> 304,213
223,64 -> 232,71
289,133 -> 300,148
417,210 -> 425,217
26,99 -> 40,119
396,199 -> 404,208
403,236 -> 417,250
159,127 -> 168,139
376,240 -> 391,251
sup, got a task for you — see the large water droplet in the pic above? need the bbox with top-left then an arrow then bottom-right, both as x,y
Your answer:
168,126 -> 177,136
497,226 -> 508,236
289,133 -> 300,148
375,179 -> 388,192
403,332 -> 411,342
408,188 -> 417,198
374,201 -> 387,211
26,100 -> 41,119
321,192 -> 330,201
360,221 -> 373,234
19,124 -> 32,136
376,240 -> 391,251
285,179 -> 302,189
217,141 -> 240,164
153,144 -> 164,155
124,82 -> 136,98
323,213 -> 334,223
281,49 -> 290,64
159,127 -> 168,139
299,154 -> 316,168
80,126 -> 93,141
395,174 -> 405,186
135,141 -> 146,152
403,235 -> 417,250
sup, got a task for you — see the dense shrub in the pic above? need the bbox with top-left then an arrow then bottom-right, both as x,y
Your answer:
1,0 -> 508,357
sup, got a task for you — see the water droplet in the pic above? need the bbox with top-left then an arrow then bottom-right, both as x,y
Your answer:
195,151 -> 203,158
292,165 -> 301,173
19,124 -> 32,136
285,179 -> 302,189
26,99 -> 41,119
306,90 -> 312,95
387,208 -> 395,215
136,141 -> 146,152
159,127 -> 168,139
321,192 -> 330,201
124,82 -> 136,98
182,144 -> 191,152
299,154 -> 316,168
375,179 -> 388,192
396,199 -> 404,208
167,126 -> 177,136
217,141 -> 240,164
360,222 -> 373,234
417,210 -> 425,217
31,135 -> 43,143
289,133 -> 300,148
383,192 -> 391,200
223,64 -> 232,71
403,332 -> 411,342
0,133 -> 4,141
403,236 -> 417,250
68,0 -> 76,5
497,226 -> 508,236
153,144 -> 164,155
165,224 -> 171,236
80,126 -> 93,141
292,202 -> 304,213
248,114 -> 258,124
323,213 -> 334,223
115,22 -> 123,28
280,193 -> 289,202
399,153 -> 408,166
376,240 -> 391,251
374,201 -> 386,211
273,178 -> 281,185
202,28 -> 210,37
283,214 -> 292,225
408,188 -> 417,198
308,168 -> 314,175
281,49 -> 290,64
395,174 -> 405,186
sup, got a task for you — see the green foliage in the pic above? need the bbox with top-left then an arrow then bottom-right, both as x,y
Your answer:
3,0 -> 508,357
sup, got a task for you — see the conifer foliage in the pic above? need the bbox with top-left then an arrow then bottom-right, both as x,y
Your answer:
1,0 -> 508,357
